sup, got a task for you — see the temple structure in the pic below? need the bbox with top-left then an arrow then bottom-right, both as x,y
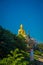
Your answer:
18,24 -> 26,38
18,24 -> 37,48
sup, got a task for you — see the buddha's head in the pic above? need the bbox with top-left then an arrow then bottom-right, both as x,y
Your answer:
20,24 -> 23,29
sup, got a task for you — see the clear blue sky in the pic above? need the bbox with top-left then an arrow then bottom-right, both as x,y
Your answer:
0,0 -> 43,42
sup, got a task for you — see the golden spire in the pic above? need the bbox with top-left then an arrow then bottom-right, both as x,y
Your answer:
18,24 -> 26,38
20,24 -> 23,29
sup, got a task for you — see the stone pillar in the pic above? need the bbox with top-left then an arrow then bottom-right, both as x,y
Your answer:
30,48 -> 34,61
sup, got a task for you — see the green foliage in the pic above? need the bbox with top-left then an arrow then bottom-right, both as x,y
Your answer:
0,26 -> 29,65
34,50 -> 42,56
0,48 -> 29,65
0,26 -> 27,58
37,44 -> 43,51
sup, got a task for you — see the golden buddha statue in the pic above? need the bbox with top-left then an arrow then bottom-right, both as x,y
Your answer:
18,24 -> 26,38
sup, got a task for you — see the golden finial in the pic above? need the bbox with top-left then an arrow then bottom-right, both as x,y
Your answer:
20,24 -> 23,29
